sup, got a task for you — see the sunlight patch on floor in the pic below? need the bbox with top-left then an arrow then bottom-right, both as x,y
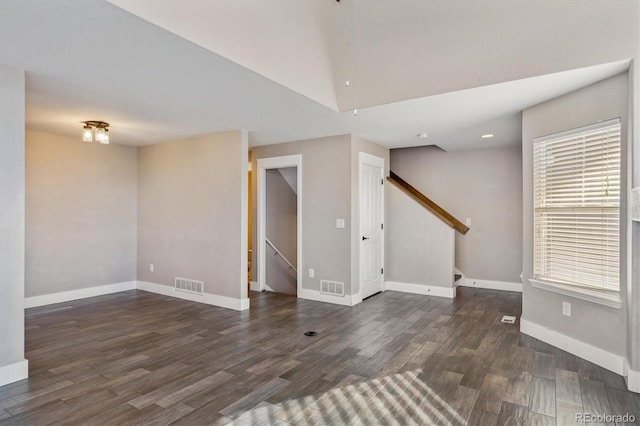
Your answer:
229,369 -> 466,425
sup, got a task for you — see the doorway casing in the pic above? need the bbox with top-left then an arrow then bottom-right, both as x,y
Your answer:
257,155 -> 302,297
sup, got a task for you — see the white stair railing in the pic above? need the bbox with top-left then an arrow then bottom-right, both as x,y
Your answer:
265,237 -> 297,272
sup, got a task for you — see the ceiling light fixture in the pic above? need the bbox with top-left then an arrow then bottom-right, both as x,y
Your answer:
481,133 -> 494,139
81,121 -> 110,144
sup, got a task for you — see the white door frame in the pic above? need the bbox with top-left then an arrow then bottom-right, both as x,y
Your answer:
257,155 -> 302,296
357,152 -> 385,302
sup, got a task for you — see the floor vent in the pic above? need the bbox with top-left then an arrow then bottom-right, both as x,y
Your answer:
175,277 -> 204,295
501,315 -> 517,324
320,280 -> 345,297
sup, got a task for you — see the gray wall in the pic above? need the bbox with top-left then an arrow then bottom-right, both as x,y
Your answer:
522,73 -> 628,356
252,134 -> 390,297
391,145 -> 523,283
387,183 -> 454,287
252,135 -> 352,294
137,131 -> 247,300
25,131 -> 137,297
265,168 -> 297,295
350,135 -> 390,296
0,65 -> 26,376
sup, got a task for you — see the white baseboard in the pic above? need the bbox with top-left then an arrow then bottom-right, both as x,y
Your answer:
0,358 -> 28,386
137,281 -> 249,311
385,281 -> 456,298
351,293 -> 363,305
252,284 -> 359,307
461,278 -> 522,292
252,282 -> 359,307
298,288 -> 357,306
24,280 -> 250,312
239,298 -> 250,311
25,281 -> 137,308
520,318 -> 624,375
624,359 -> 640,393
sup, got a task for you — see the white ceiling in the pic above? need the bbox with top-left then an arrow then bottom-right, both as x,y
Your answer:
108,0 -> 340,110
109,0 -> 640,111
0,1 -> 637,151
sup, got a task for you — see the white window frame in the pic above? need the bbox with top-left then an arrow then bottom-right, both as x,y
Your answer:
530,118 -> 622,309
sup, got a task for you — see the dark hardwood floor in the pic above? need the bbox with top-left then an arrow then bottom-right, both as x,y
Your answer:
1,288 -> 638,425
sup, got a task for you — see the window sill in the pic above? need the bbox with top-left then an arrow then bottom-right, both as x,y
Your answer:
529,279 -> 621,309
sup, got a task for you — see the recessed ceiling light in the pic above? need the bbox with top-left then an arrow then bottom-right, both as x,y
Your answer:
481,134 -> 494,139
417,133 -> 428,139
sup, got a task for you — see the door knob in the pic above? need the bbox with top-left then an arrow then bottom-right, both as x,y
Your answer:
362,236 -> 369,241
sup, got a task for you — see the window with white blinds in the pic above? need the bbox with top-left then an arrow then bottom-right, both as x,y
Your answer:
533,119 -> 620,292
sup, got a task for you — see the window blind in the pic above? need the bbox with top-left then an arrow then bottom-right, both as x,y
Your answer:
533,119 -> 620,292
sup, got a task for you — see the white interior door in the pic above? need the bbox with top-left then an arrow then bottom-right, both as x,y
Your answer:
359,153 -> 384,299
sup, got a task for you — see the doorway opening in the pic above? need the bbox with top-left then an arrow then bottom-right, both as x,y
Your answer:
257,155 -> 302,297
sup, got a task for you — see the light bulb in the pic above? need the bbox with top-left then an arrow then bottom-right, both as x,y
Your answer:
82,125 -> 93,142
102,128 -> 109,144
95,127 -> 107,144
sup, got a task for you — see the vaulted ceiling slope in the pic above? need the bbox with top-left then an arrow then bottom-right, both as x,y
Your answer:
109,0 -> 639,111
0,1 -> 638,150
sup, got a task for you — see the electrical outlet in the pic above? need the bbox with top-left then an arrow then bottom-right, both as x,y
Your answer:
336,219 -> 345,229
150,263 -> 154,272
308,268 -> 314,278
562,301 -> 571,317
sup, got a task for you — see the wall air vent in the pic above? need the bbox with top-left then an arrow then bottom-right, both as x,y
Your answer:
175,277 -> 204,295
320,280 -> 344,297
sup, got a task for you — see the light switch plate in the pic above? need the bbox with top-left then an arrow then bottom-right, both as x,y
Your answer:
336,219 -> 345,229
562,301 -> 571,317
